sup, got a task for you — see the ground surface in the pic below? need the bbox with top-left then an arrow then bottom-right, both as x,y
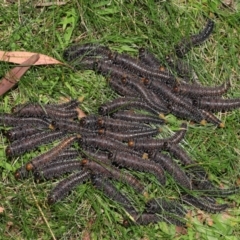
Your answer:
0,1 -> 240,239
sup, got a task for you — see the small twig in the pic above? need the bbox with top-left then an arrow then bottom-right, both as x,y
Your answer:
30,188 -> 56,240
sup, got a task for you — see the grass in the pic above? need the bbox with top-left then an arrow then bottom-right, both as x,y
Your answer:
0,0 -> 240,239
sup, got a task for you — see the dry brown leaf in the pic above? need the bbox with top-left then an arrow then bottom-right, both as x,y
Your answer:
82,230 -> 91,240
82,218 -> 95,240
59,97 -> 87,119
175,226 -> 188,235
0,51 -> 64,65
196,210 -> 205,223
0,206 -> 5,213
221,211 -> 232,220
0,54 -> 40,96
142,153 -> 148,160
77,108 -> 87,119
206,216 -> 214,226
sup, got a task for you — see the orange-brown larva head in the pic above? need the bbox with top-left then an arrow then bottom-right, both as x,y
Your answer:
98,128 -> 105,135
143,78 -> 150,86
81,159 -> 89,165
108,152 -> 114,159
108,52 -> 114,60
159,66 -> 165,72
80,117 -> 87,126
122,219 -> 130,227
121,77 -> 127,85
128,140 -> 135,148
98,106 -> 108,115
76,134 -> 81,139
14,170 -> 21,180
5,146 -> 12,157
49,123 -> 55,130
219,122 -> 225,128
11,106 -> 17,113
159,113 -> 165,120
26,163 -> 34,171
48,196 -> 56,205
172,83 -> 180,93
200,119 -> 207,126
138,47 -> 145,54
97,118 -> 104,126
173,86 -> 179,93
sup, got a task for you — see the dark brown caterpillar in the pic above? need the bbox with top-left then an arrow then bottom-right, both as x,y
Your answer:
6,131 -> 66,158
163,143 -> 200,166
91,175 -> 136,213
150,151 -> 192,189
51,119 -> 97,135
111,110 -> 165,125
196,186 -> 240,197
121,76 -> 169,114
34,160 -> 82,181
124,212 -> 186,226
168,122 -> 188,144
109,151 -> 166,185
46,149 -> 80,165
188,171 -> 215,191
128,124 -> 187,152
99,97 -> 160,116
97,116 -> 151,131
14,103 -> 78,119
80,147 -> 111,165
109,52 -> 176,86
81,159 -> 144,193
163,143 -> 210,184
47,99 -> 80,111
13,99 -> 79,113
175,19 -> 214,58
181,194 -> 228,213
200,109 -> 224,127
108,77 -> 139,97
94,61 -> 128,79
48,169 -> 90,204
4,126 -> 47,142
11,103 -> 29,113
173,81 -> 230,97
143,78 -> 205,123
71,56 -> 99,70
128,137 -> 164,151
78,135 -> 142,157
138,48 -> 162,69
0,114 -> 51,127
145,197 -> 187,217
63,43 -> 112,62
98,127 -> 159,141
168,103 -> 206,124
26,135 -> 80,171
193,97 -> 240,112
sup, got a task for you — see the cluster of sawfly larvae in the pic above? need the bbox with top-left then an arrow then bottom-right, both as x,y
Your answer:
1,100 -> 239,227
1,19 -> 240,227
